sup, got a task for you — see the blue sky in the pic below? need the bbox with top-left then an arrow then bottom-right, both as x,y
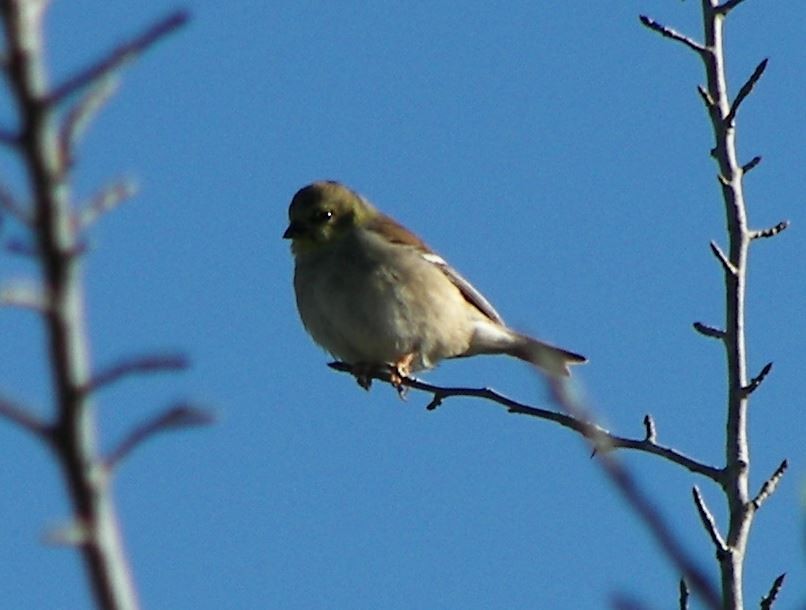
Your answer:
0,2 -> 803,609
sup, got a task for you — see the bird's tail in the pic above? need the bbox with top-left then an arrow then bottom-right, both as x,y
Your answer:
510,333 -> 587,378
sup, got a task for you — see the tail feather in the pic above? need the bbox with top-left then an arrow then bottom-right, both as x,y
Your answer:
511,334 -> 587,377
468,322 -> 586,377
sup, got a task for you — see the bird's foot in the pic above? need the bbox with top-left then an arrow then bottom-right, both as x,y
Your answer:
350,363 -> 375,391
389,354 -> 415,399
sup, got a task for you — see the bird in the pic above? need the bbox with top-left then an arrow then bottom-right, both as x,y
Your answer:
283,180 -> 585,391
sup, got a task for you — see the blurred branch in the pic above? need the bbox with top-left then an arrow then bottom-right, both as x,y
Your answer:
105,404 -> 214,471
549,382 -> 721,610
0,394 -> 49,438
85,352 -> 189,393
76,179 -> 137,228
0,182 -> 32,225
328,362 -> 724,482
59,76 -> 120,167
0,279 -> 47,312
48,10 -> 189,104
0,4 -> 192,610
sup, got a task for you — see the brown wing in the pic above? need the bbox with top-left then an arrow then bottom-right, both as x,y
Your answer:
365,212 -> 506,325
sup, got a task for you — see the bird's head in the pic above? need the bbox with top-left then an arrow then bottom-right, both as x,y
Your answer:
283,181 -> 376,256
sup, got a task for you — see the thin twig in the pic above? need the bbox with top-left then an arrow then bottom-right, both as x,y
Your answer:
328,362 -> 724,482
639,16 -> 708,56
48,10 -> 190,104
693,321 -> 725,340
751,460 -> 787,511
741,155 -> 762,174
750,221 -> 788,240
692,486 -> 728,553
0,127 -> 19,146
742,362 -> 772,396
77,179 -> 138,228
0,280 -> 47,312
0,182 -> 32,225
716,0 -> 750,15
5,238 -> 39,257
0,394 -> 49,438
725,59 -> 768,127
60,76 -> 120,167
709,240 -> 737,275
696,85 -> 715,109
759,573 -> 786,610
642,414 -> 656,443
105,403 -> 214,471
85,353 -> 189,393
678,579 -> 689,610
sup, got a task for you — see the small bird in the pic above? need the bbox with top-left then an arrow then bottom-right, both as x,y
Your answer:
283,181 -> 585,390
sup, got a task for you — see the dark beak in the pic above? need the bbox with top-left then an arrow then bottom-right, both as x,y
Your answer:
283,222 -> 301,239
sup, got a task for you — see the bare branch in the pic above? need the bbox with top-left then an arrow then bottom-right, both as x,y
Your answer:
696,85 -> 715,109
716,0 -> 751,15
638,15 -> 707,56
678,579 -> 689,610
42,520 -> 90,547
693,321 -> 725,340
105,403 -> 214,471
60,76 -> 120,166
642,414 -> 656,443
328,362 -> 724,482
0,127 -> 19,146
0,182 -> 32,225
742,361 -> 772,396
77,179 -> 138,228
49,10 -> 190,104
85,353 -> 189,393
750,221 -> 788,240
759,573 -> 786,610
692,486 -> 728,553
5,238 -> 39,257
751,460 -> 787,511
0,280 -> 47,312
0,394 -> 49,438
709,240 -> 737,275
725,59 -> 768,127
742,155 -> 762,174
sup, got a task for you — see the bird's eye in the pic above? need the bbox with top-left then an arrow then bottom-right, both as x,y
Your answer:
315,209 -> 334,224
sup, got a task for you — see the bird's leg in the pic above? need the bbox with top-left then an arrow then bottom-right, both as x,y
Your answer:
350,363 -> 374,391
389,353 -> 415,398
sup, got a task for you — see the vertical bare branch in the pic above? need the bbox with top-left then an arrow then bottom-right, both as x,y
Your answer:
0,4 -> 190,609
642,1 -> 786,608
1,2 -> 141,607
